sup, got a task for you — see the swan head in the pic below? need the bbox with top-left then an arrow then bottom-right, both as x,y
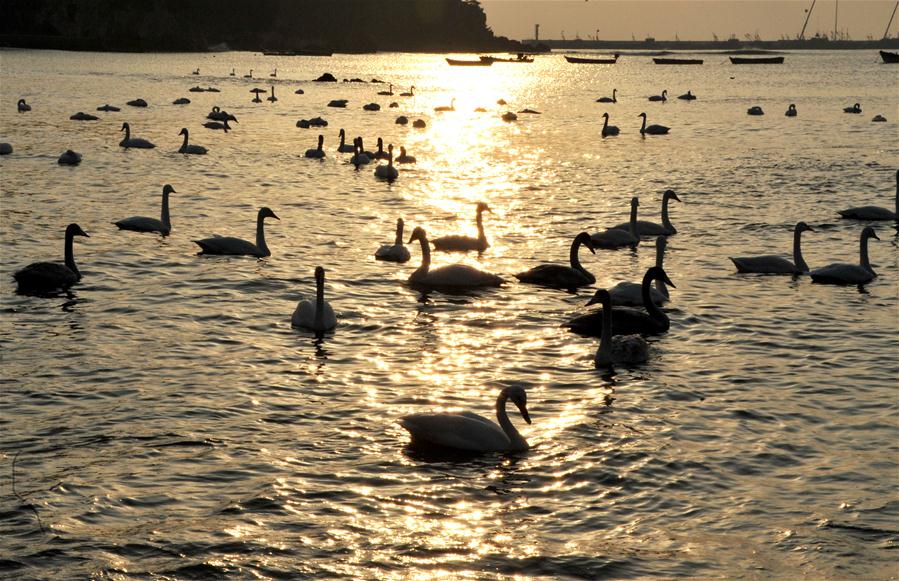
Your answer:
339,128 -> 345,138
499,385 -> 531,424
66,223 -> 90,238
18,99 -> 26,105
179,127 -> 188,136
162,184 -> 176,196
396,217 -> 405,230
586,288 -> 612,307
574,231 -> 596,254
259,207 -> 280,221
212,106 -> 220,112
664,189 -> 681,203
120,122 -> 130,131
602,112 -> 610,119
645,266 -> 675,289
861,226 -> 879,242
638,112 -> 647,119
795,221 -> 813,234
377,137 -> 384,148
476,202 -> 491,214
408,226 -> 428,244
662,90 -> 667,97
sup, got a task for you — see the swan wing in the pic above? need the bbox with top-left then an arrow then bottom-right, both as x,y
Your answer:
432,235 -> 483,252
14,262 -> 78,291
610,220 -> 667,236
419,264 -> 503,288
729,255 -> 796,274
115,216 -> 166,233
810,263 -> 875,285
194,236 -> 261,256
611,335 -> 650,364
375,244 -> 411,262
514,264 -> 591,287
591,229 -> 638,248
608,281 -> 667,306
564,307 -> 661,337
837,206 -> 894,220
291,299 -> 315,327
399,413 -> 511,452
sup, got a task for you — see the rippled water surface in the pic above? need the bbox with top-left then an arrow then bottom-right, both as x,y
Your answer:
1,49 -> 897,580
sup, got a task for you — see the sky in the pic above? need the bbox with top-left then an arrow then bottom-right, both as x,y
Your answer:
480,1 -> 898,41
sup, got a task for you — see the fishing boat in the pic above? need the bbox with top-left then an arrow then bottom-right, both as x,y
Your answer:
880,50 -> 899,63
565,54 -> 619,64
653,57 -> 703,65
480,54 -> 534,64
730,56 -> 785,64
446,57 -> 492,66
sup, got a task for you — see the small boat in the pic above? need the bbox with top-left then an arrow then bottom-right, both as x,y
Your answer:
880,50 -> 899,63
565,54 -> 619,64
480,54 -> 534,64
653,57 -> 703,65
730,56 -> 785,64
446,57 -> 492,66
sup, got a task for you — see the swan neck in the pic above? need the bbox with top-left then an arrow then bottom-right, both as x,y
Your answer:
495,393 -> 526,450
654,244 -> 668,297
629,203 -> 638,237
859,233 -> 871,270
64,230 -> 79,277
416,236 -> 431,273
640,115 -> 647,133
598,300 -> 612,358
181,131 -> 189,149
569,238 -> 586,273
476,209 -> 486,241
394,222 -> 403,245
602,115 -> 608,130
661,196 -> 673,231
124,125 -> 131,140
256,214 -> 269,256
161,190 -> 171,229
643,274 -> 667,321
315,276 -> 325,327
793,227 -> 808,272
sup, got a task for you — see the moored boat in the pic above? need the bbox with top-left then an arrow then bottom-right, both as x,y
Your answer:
653,57 -> 703,65
565,54 -> 619,64
446,57 -> 492,66
880,50 -> 899,63
730,56 -> 785,64
480,54 -> 534,63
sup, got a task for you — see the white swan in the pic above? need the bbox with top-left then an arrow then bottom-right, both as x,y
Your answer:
115,184 -> 175,235
638,112 -> 669,135
648,90 -> 667,102
337,129 -> 355,153
119,123 -> 156,149
434,98 -> 456,112
374,144 -> 399,180
515,232 -> 597,288
608,236 -> 670,306
14,223 -> 89,294
592,289 -> 650,367
785,104 -> 798,117
305,135 -> 326,158
611,189 -> 681,236
810,227 -> 879,285
592,197 -> 640,249
432,202 -> 491,252
399,385 -> 531,453
267,86 -> 277,102
17,99 -> 31,112
730,222 -> 813,274
596,89 -> 616,103
408,227 -> 503,288
837,170 -> 897,221
194,207 -> 279,257
375,218 -> 411,262
601,112 -> 620,137
396,146 -> 416,164
178,128 -> 207,155
292,266 -> 337,332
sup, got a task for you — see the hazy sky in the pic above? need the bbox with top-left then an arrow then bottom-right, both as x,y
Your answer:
480,1 -> 898,41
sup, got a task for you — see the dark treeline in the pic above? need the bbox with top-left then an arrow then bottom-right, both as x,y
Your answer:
0,0 -> 519,53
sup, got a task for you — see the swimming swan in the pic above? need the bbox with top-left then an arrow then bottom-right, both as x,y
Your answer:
596,89 -> 617,103
399,86 -> 415,97
611,189 -> 681,236
592,197 -> 640,249
396,146 -> 416,164
648,90 -> 667,102
377,84 -> 394,96
114,184 -> 175,235
291,266 -> 337,331
408,227 -> 503,288
207,106 -> 237,122
17,99 -> 31,112
57,150 -> 82,165
0,143 -> 12,155
837,170 -> 897,221
305,135 -> 326,158
373,138 -> 389,160
730,221 -> 813,274
810,227 -> 879,285
194,207 -> 279,257
843,103 -> 861,114
14,223 -> 89,294
592,289 -> 650,367
178,128 -> 207,154
608,236 -> 670,306
399,385 -> 531,453
337,129 -> 355,153
374,144 -> 399,180
601,112 -> 620,137
350,139 -> 371,166
203,119 -> 233,132
747,106 -> 764,116
434,98 -> 456,112
119,123 -> 156,149
785,104 -> 798,117
432,202 -> 491,252
678,90 -> 696,101
375,218 -> 411,262
638,112 -> 669,135
514,232 -> 597,288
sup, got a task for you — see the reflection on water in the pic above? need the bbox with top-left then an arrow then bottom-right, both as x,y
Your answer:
0,49 -> 897,579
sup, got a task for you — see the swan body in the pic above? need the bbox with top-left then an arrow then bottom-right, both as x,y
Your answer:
14,224 -> 89,294
115,184 -> 175,235
0,143 -> 11,155
172,97 -> 191,105
17,99 -> 31,112
97,104 -> 120,112
611,189 -> 680,236
638,112 -> 669,135
648,90 -> 667,102
189,86 -> 205,92
377,84 -> 394,96
592,289 -> 650,367
413,119 -> 427,128
592,197 -> 640,248
363,103 -> 381,111
399,86 -> 415,97
57,150 -> 82,165
126,98 -> 148,107
328,99 -> 348,108
837,170 -> 898,221
337,129 -> 356,153
785,104 -> 797,117
601,112 -> 620,137
374,144 -> 399,180
515,232 -> 597,288
70,112 -> 99,120
305,134 -> 326,158
810,227 -> 879,285
730,222 -> 813,274
194,207 -> 279,257
502,111 -> 518,122
747,106 -> 764,116
207,107 -> 237,122
291,266 -> 337,331
408,227 -> 503,288
596,89 -> 617,103
375,218 -> 411,262
373,138 -> 389,160
608,236 -> 670,306
395,116 -> 409,125
399,385 -> 531,453
395,146 -> 416,164
178,128 -> 207,154
564,267 -> 676,337
434,98 -> 456,112
203,119 -> 232,132
872,115 -> 887,122
843,103 -> 861,114
432,202 -> 491,252
678,91 -> 696,101
119,123 -> 156,149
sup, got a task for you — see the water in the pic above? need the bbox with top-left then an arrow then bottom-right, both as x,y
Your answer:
1,49 -> 897,579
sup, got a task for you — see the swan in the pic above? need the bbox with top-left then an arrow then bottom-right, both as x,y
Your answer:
434,98 -> 456,112
785,104 -> 798,117
843,103 -> 861,114
730,222 -> 813,274
363,102 -> 381,111
611,189 -> 681,236
244,69 -> 253,78
592,289 -> 650,367
270,69 -> 277,78
564,266 -> 676,337
328,99 -> 348,108
514,231 -> 596,288
377,84 -> 394,96
810,227 -> 879,285
17,99 -> 31,112
295,88 -> 305,94
407,227 -> 503,288
57,150 -> 82,165
413,119 -> 427,128
0,143 -> 11,155
291,266 -> 337,332
596,89 -> 617,103
638,112 -> 669,135
399,385 -> 531,453
872,115 -> 887,122
189,86 -> 205,92
178,128 -> 207,155
747,106 -> 764,116
395,116 -> 409,125
230,68 -> 236,76
192,68 -> 200,75
592,197 -> 640,249
337,129 -> 355,153
305,135 -> 326,159
374,144 -> 399,180
678,90 -> 696,101
399,86 -> 415,97
433,202 -> 491,252
267,86 -> 277,102
601,112 -> 620,137
374,138 -> 390,160
648,90 -> 667,102
14,223 -> 89,294
70,112 -> 99,120
126,98 -> 148,107
207,106 -> 237,122
375,218 -> 411,262
502,112 -> 518,122
194,207 -> 279,257
350,139 -> 371,166
608,236 -> 670,306
172,98 -> 191,105
97,104 -> 120,112
389,102 -> 399,108
114,184 -> 175,235
395,146 -> 416,164
203,118 -> 233,132
119,123 -> 156,149
837,170 -> 897,221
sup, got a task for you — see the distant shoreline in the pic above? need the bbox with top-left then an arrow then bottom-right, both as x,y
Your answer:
523,38 -> 899,52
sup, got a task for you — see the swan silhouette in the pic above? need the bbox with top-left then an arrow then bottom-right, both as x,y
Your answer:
432,202 -> 491,252
350,139 -> 371,166
374,144 -> 399,180
337,129 -> 355,153
0,143 -> 12,155
872,114 -> 887,122
608,236 -> 670,306
57,150 -> 82,165
270,69 -> 277,78
678,90 -> 696,101
434,98 -> 456,112
172,97 -> 191,105
207,106 -> 237,122
837,170 -> 897,221
14,223 -> 89,294
638,112 -> 669,135
407,227 -> 503,288
611,189 -> 681,236
230,68 -> 236,76
126,98 -> 148,107
267,86 -> 277,102
17,99 -> 31,112
70,111 -> 99,120
178,128 -> 207,154
377,84 -> 394,96
843,103 -> 861,114
601,112 -> 620,137
119,123 -> 156,149
292,266 -> 337,332
203,118 -> 233,132
592,289 -> 650,367
375,218 -> 411,262
810,227 -> 879,285
747,106 -> 764,116
399,86 -> 415,97
305,135 -> 326,158
596,88 -> 617,103
515,232 -> 597,288
399,385 -> 531,453
115,184 -> 175,235
194,207 -> 279,257
373,138 -> 389,160
648,90 -> 667,102
785,104 -> 798,117
730,222 -> 813,274
244,69 -> 253,78
97,104 -> 120,112
592,197 -> 640,249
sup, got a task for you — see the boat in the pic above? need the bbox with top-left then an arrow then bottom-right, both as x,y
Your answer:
446,58 -> 492,66
729,56 -> 785,64
880,50 -> 899,63
565,54 -> 619,64
653,57 -> 703,65
480,54 -> 534,64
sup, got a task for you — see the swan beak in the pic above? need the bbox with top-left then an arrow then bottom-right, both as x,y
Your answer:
585,293 -> 601,306
518,404 -> 532,424
588,243 -> 596,254
272,213 -> 280,220
872,232 -> 880,240
663,274 -> 676,288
